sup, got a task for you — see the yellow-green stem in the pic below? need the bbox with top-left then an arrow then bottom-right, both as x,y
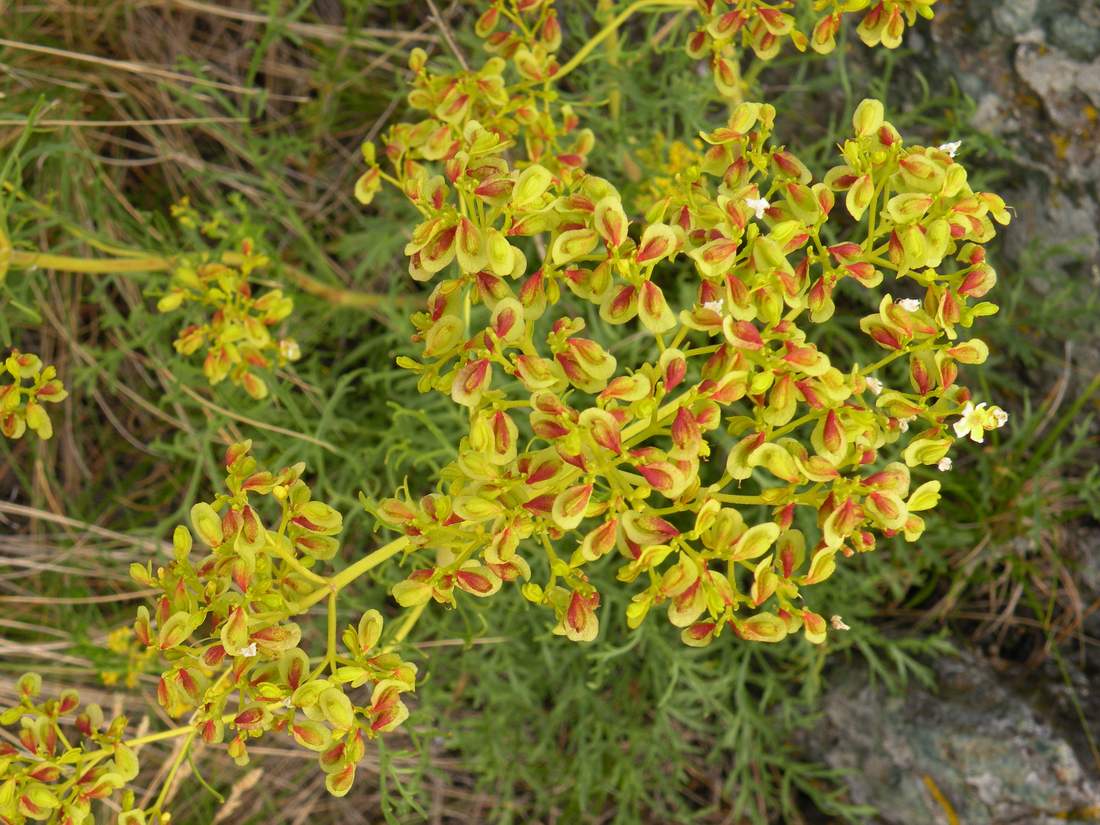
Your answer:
71,712 -> 238,763
7,248 -> 399,312
151,729 -> 197,815
325,590 -> 339,672
597,0 -> 622,121
552,0 -> 694,83
713,493 -> 769,505
389,602 -> 427,646
861,341 -> 932,376
10,249 -> 169,273
269,539 -> 329,586
292,536 -> 412,614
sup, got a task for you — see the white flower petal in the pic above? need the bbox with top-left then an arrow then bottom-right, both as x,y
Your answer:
897,298 -> 921,312
745,196 -> 770,220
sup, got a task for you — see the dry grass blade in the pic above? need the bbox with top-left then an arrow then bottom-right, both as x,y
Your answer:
160,0 -> 440,46
425,0 -> 469,71
0,591 -> 156,604
0,116 -> 249,127
165,374 -> 342,455
0,37 -> 303,98
0,501 -> 169,553
212,768 -> 264,824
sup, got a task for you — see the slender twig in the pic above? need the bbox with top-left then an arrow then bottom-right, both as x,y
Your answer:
425,0 -> 469,71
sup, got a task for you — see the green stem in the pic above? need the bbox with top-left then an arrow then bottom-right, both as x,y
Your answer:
861,340 -> 932,376
7,248 -> 400,312
389,602 -> 427,647
150,729 -> 197,815
269,538 -> 328,586
770,409 -> 823,439
10,249 -> 169,273
293,536 -> 412,613
551,0 -> 694,83
597,0 -> 622,121
713,493 -> 770,505
325,590 -> 339,673
71,711 -> 237,763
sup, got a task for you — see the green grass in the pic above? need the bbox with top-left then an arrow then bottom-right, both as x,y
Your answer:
1,3 -> 1097,823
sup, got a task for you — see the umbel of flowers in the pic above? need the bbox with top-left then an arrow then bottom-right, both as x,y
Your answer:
3,444 -> 418,823
360,2 -> 1007,648
155,239 -> 300,401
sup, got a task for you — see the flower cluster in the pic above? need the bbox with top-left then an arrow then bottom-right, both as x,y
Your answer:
156,241 -> 300,400
128,441 -> 416,798
0,674 -> 146,825
360,7 -> 1008,649
2,441 -> 419,822
0,350 -> 68,440
133,446 -> 413,787
688,0 -> 939,90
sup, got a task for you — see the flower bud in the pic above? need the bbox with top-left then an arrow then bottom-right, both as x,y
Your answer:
852,99 -> 884,138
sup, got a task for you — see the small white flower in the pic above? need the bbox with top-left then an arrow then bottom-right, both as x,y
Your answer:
952,400 -> 987,442
897,298 -> 921,312
898,416 -> 916,432
938,140 -> 962,158
745,196 -> 770,220
937,457 -> 953,472
991,407 -> 1008,428
703,299 -> 725,313
865,376 -> 884,396
830,615 -> 850,631
239,642 -> 258,658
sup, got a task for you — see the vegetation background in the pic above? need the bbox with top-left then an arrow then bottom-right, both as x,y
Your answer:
1,1 -> 1098,822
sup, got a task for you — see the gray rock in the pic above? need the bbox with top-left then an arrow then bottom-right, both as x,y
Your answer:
1048,9 -> 1100,62
807,657 -> 1100,824
992,0 -> 1039,37
1001,182 -> 1100,268
928,0 -> 1100,201
921,0 -> 1100,391
1070,525 -> 1100,642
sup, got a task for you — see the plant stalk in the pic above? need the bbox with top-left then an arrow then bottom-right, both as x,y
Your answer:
7,248 -> 399,312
